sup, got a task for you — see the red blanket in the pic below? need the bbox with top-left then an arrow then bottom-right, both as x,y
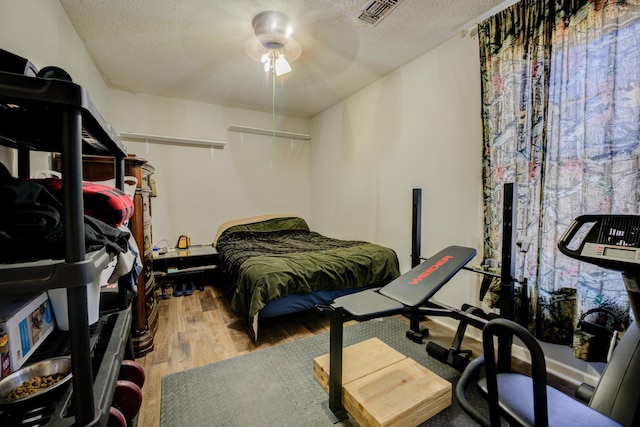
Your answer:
38,178 -> 134,227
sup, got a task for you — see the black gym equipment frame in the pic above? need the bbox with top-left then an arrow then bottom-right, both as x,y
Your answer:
410,183 -> 518,372
317,183 -> 520,423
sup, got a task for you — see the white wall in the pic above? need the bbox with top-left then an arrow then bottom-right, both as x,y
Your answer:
106,91 -> 311,245
310,34 -> 485,311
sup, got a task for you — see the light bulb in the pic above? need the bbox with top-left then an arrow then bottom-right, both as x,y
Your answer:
274,54 -> 291,76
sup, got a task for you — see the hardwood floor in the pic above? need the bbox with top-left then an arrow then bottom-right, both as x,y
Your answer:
135,284 -> 354,426
134,284 -> 577,427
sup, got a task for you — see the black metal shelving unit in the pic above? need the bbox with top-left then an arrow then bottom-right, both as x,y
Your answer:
0,70 -> 131,426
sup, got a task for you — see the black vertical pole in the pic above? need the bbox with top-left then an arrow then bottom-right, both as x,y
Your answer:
114,156 -> 129,311
114,156 -> 125,190
407,188 -> 425,341
62,108 -> 96,425
411,188 -> 422,268
17,148 -> 29,178
498,182 -> 516,372
324,306 -> 348,422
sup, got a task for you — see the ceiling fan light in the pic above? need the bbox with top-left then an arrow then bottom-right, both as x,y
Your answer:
260,53 -> 269,63
274,55 -> 292,76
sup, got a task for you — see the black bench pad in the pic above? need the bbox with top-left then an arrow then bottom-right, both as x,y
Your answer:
333,289 -> 404,321
380,246 -> 476,307
332,246 -> 476,320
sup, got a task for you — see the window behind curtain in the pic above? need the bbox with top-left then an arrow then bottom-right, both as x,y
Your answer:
478,0 -> 640,345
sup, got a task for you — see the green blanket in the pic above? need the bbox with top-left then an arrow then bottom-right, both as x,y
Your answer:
216,217 -> 400,335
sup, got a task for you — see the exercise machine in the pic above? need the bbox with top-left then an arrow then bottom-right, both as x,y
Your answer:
457,214 -> 640,426
316,244 -> 478,422
409,184 -> 520,372
316,184 -> 519,421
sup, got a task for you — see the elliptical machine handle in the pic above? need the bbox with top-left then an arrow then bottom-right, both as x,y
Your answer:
557,215 -> 600,259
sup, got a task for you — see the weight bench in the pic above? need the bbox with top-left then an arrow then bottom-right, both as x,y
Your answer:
317,245 -> 481,422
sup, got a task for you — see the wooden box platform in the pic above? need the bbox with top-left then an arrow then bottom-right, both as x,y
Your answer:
313,338 -> 451,427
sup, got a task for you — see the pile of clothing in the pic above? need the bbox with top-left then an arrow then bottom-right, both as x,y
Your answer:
0,162 -> 140,291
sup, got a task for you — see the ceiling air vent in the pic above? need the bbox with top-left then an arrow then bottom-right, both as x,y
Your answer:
358,0 -> 405,25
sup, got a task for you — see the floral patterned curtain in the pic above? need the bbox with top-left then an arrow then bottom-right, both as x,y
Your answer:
479,0 -> 640,346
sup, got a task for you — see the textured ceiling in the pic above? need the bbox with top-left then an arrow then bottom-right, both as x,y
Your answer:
59,0 -> 512,119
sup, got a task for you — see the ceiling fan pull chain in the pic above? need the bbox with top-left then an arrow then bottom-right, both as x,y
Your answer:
271,66 -> 277,166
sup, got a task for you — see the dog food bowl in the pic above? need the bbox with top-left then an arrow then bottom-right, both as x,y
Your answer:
0,356 -> 72,409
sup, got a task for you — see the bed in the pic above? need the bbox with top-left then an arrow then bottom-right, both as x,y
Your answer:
214,215 -> 400,339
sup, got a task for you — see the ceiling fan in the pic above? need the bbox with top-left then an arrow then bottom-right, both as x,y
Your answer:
249,11 -> 302,77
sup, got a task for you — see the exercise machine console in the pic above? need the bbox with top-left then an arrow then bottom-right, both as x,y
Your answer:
557,214 -> 640,426
558,214 -> 640,320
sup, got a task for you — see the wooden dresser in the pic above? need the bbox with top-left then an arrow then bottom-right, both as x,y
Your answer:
53,154 -> 157,357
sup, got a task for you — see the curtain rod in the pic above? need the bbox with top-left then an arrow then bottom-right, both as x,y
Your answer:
457,0 -> 519,35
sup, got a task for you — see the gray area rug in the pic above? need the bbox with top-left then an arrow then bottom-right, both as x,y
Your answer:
161,317 -> 487,426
